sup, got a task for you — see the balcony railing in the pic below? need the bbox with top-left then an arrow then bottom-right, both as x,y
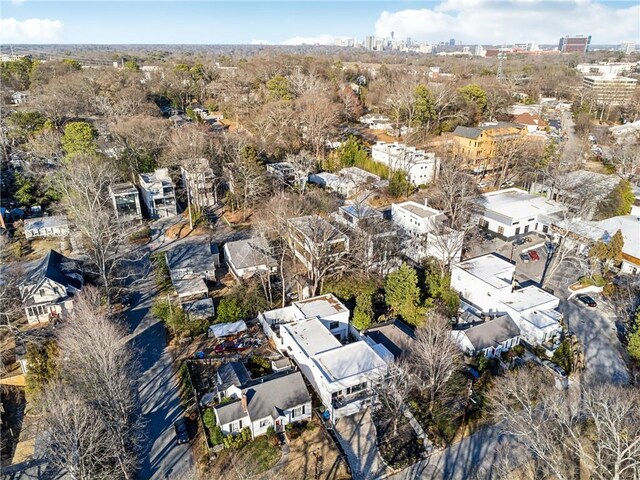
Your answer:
332,390 -> 370,410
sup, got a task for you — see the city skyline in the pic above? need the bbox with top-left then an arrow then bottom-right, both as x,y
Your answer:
0,0 -> 639,45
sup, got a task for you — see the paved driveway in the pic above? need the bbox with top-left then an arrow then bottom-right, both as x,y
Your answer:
333,409 -> 391,480
123,221 -> 196,480
558,298 -> 629,385
388,426 -> 527,480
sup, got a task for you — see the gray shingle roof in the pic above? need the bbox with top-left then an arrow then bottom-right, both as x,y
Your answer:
217,362 -> 251,390
166,240 -> 216,274
225,237 -> 277,271
243,371 -> 310,421
215,399 -> 247,425
20,250 -> 82,296
365,319 -> 416,359
463,314 -> 520,351
453,126 -> 482,139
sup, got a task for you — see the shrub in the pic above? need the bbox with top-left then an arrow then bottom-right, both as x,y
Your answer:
210,426 -> 224,446
202,408 -> 216,429
512,344 -> 525,356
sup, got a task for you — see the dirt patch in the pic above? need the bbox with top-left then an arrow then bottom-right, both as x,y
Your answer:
208,435 -> 282,479
370,129 -> 404,144
165,220 -> 210,241
280,418 -> 351,480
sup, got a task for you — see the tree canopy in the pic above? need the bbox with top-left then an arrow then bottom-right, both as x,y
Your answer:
61,121 -> 98,158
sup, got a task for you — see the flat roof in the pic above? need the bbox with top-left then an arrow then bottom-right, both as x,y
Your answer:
394,201 -> 443,219
365,319 -> 416,359
259,305 -> 304,326
110,182 -> 138,195
455,254 -> 515,289
24,216 -> 68,229
283,317 -> 342,357
313,341 -> 387,383
592,215 -> 640,260
476,188 -> 564,219
294,293 -> 349,319
500,286 -> 559,312
521,309 -> 563,329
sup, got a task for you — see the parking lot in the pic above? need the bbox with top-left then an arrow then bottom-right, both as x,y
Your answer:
467,232 -> 550,285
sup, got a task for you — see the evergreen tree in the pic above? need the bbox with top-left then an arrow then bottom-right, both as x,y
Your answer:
61,121 -> 98,158
385,263 -> 425,325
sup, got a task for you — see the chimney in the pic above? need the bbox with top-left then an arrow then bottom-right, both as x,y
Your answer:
241,393 -> 248,413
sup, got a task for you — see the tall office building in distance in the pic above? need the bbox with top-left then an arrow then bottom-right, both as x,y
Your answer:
621,41 -> 636,54
558,35 -> 591,53
449,38 -> 455,46
364,36 -> 374,50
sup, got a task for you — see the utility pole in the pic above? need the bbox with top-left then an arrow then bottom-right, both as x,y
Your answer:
496,53 -> 506,81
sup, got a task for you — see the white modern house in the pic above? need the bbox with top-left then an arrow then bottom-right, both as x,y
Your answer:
371,142 -> 439,186
280,317 -> 387,421
109,182 -> 142,222
223,237 -> 278,280
452,314 -> 521,358
308,172 -> 356,197
19,250 -> 83,324
214,370 -> 312,438
451,254 -> 564,347
181,158 -> 217,209
391,201 -> 463,264
499,286 -> 562,345
451,254 -> 516,313
138,168 -> 177,218
258,293 -> 351,348
23,216 -> 70,240
359,113 -> 393,130
475,188 -> 564,239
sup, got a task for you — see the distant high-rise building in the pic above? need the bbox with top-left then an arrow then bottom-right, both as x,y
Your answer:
406,37 -> 413,47
364,36 -> 374,50
473,45 -> 485,57
391,31 -> 395,40
449,38 -> 455,46
558,35 -> 591,53
621,41 -> 636,54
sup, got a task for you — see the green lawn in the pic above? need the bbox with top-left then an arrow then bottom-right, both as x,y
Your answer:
240,435 -> 281,476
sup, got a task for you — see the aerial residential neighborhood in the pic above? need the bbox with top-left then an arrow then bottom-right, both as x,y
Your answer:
0,3 -> 639,480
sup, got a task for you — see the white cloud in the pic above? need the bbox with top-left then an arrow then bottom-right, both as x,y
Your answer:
11,0 -> 26,6
0,17 -> 63,43
281,34 -> 336,46
375,0 -> 639,44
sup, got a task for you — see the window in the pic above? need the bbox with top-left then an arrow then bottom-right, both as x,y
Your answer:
515,227 -> 520,235
259,419 -> 270,428
524,225 -> 530,233
329,321 -> 339,330
528,218 -> 535,222
498,226 -> 504,235
39,289 -> 45,297
512,221 -> 520,226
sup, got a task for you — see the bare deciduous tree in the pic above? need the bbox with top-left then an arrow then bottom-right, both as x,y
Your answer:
374,359 -> 416,436
411,314 -> 462,411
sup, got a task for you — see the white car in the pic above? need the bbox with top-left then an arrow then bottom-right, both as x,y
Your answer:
477,182 -> 488,189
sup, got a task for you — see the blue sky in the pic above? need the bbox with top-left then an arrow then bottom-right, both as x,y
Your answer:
1,0 -> 639,45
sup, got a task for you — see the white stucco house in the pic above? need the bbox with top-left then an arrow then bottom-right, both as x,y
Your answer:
258,293 -> 350,349
391,201 -> 463,265
475,188 -> 564,239
18,250 -> 83,324
499,286 -> 562,345
450,254 -> 516,314
280,317 -> 387,422
371,142 -> 439,186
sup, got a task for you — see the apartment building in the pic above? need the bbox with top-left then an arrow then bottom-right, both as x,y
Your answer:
370,142 -> 438,186
181,158 -> 216,209
451,122 -> 527,174
582,75 -> 638,106
109,182 -> 142,222
138,168 -> 177,218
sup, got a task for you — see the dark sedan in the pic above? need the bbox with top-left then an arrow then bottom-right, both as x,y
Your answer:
174,418 -> 189,445
577,295 -> 597,308
512,237 -> 526,246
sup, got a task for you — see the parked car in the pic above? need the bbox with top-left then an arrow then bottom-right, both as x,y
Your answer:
477,181 -> 488,189
512,237 -> 527,246
577,294 -> 597,307
519,252 -> 530,263
541,359 -> 567,378
501,181 -> 515,188
482,231 -> 496,241
174,418 -> 189,445
528,250 -> 540,262
214,340 -> 246,354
